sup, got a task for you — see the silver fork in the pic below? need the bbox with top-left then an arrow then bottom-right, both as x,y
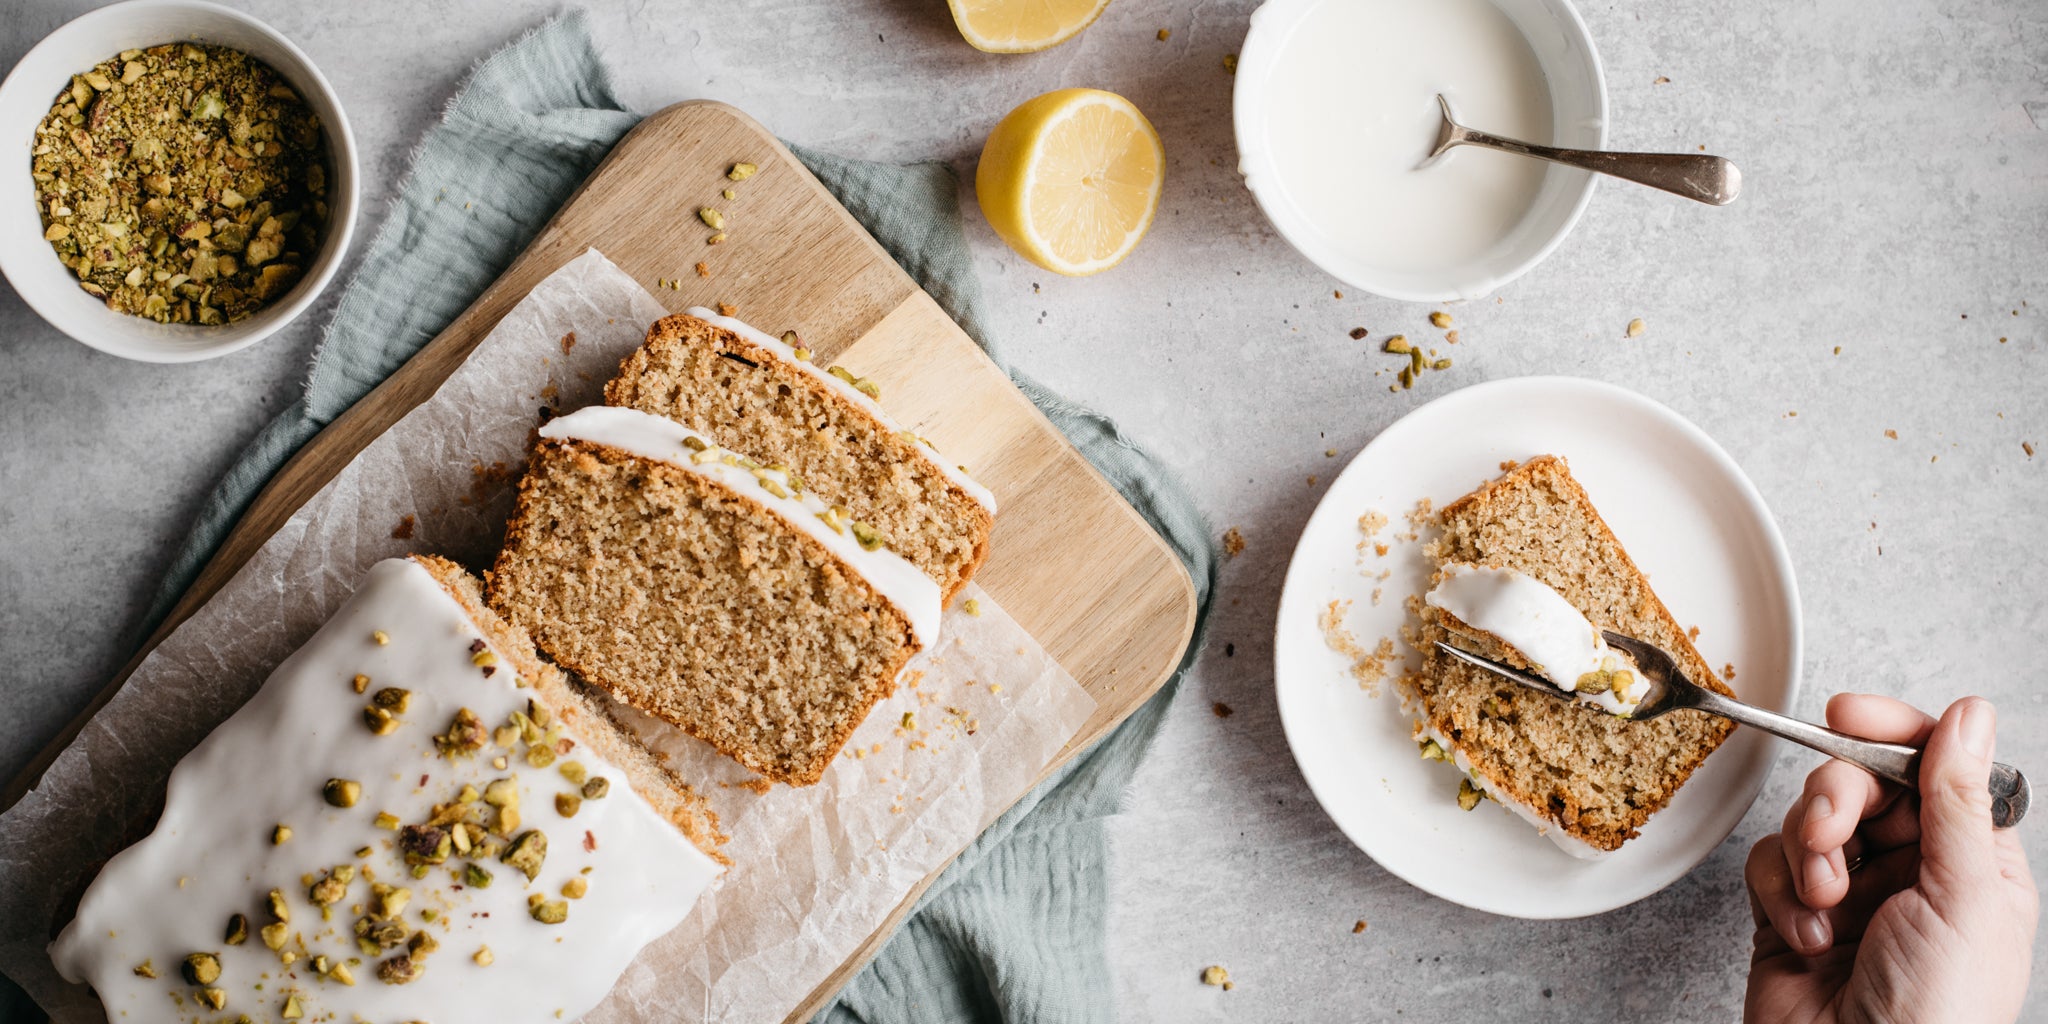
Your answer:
1433,633 -> 2029,829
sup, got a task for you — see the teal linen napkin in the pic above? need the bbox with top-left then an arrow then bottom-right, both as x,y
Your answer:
115,11 -> 1214,1022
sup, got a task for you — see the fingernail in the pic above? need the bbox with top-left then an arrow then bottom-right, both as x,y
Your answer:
1804,853 -> 1837,890
1804,793 -> 1834,828
1796,911 -> 1830,951
1960,701 -> 1995,759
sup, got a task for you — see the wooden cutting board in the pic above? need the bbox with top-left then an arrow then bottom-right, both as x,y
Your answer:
6,100 -> 1198,1022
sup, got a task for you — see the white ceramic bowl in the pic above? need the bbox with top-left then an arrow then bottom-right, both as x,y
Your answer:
0,0 -> 358,363
1233,0 -> 1606,302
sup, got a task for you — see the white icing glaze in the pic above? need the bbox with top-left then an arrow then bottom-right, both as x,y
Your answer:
1413,721 -> 1607,861
540,405 -> 942,647
50,557 -> 722,1023
682,305 -> 1000,513
1425,563 -> 1643,715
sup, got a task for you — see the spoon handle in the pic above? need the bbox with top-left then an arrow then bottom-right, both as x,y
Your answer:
1450,129 -> 1742,206
1687,685 -> 2029,828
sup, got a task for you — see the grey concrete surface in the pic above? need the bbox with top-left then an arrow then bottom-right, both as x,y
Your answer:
3,0 -> 2044,1020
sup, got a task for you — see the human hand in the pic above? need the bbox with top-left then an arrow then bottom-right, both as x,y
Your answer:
1742,695 -> 2037,1024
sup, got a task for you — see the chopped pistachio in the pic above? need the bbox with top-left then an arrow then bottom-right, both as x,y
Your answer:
529,897 -> 569,925
309,870 -> 348,907
471,648 -> 498,669
407,930 -> 439,957
1429,311 -> 1453,328
562,876 -> 588,899
473,945 -> 495,967
558,761 -> 589,786
267,888 -> 291,923
372,687 -> 411,712
225,913 -> 249,945
370,882 -> 411,919
555,792 -> 582,817
355,845 -> 375,859
1431,358 -> 1453,371
133,959 -> 156,979
457,783 -> 481,803
197,987 -> 227,1010
1457,778 -> 1484,811
371,630 -> 389,645
708,231 -> 728,245
727,162 -> 758,181
1626,317 -> 1646,338
464,862 -> 494,889
962,598 -> 982,617
698,207 -> 725,230
374,811 -> 400,830
1418,738 -> 1448,762
1384,335 -> 1412,355
281,992 -> 306,1018
525,743 -> 557,769
376,954 -> 421,985
722,188 -> 737,200
364,705 -> 400,735
272,823 -> 293,845
351,674 -> 370,693
330,961 -> 356,986
1574,670 -> 1613,694
399,824 -> 453,865
581,777 -> 610,800
502,830 -> 548,880
851,521 -> 887,552
323,778 -> 362,808
182,952 -> 222,985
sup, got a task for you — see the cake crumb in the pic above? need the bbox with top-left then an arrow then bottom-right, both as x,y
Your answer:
1319,600 -> 1397,692
1222,527 -> 1246,557
1499,459 -> 1519,472
717,302 -> 737,316
1156,27 -> 1169,40
1307,475 -> 1318,486
1687,625 -> 1701,641
2024,441 -> 2036,457
1722,663 -> 1737,682
390,515 -> 416,540
1373,542 -> 1389,557
1352,919 -> 1369,934
1654,75 -> 1671,84
1445,329 -> 1460,344
1211,702 -> 1233,718
1357,510 -> 1389,536
695,261 -> 710,278
1626,317 -> 1646,338
1200,965 -> 1232,989
1349,326 -> 1369,340
1884,429 -> 1898,440
559,331 -> 577,354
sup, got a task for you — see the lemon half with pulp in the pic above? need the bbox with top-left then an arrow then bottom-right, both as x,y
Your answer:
975,88 -> 1164,277
946,0 -> 1112,53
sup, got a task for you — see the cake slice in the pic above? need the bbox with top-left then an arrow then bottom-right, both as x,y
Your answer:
50,556 -> 726,1024
487,405 -> 941,786
604,309 -> 996,604
1407,455 -> 1735,856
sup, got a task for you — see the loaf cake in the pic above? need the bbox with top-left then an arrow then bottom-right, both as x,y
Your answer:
605,309 -> 996,604
488,405 -> 942,787
49,556 -> 727,1024
1406,456 -> 1734,856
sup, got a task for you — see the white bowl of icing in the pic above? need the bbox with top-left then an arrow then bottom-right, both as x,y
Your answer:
1233,0 -> 1606,302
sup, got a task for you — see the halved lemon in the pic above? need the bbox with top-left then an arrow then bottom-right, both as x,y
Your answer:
975,88 -> 1164,277
946,0 -> 1112,53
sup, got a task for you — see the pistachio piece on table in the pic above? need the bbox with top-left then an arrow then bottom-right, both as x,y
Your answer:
501,830 -> 548,881
323,778 -> 361,808
581,777 -> 610,800
181,952 -> 222,985
224,913 -> 249,945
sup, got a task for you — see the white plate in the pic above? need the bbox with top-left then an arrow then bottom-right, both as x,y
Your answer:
1273,376 -> 1802,918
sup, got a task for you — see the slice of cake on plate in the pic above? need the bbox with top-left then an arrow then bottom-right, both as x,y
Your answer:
50,555 -> 726,1024
488,405 -> 942,787
1405,455 -> 1735,857
604,309 -> 996,604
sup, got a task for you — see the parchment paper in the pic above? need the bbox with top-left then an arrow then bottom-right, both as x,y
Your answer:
0,249 -> 1096,1023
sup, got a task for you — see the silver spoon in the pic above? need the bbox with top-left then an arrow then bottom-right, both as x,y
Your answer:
1434,633 -> 2029,828
1424,94 -> 1742,207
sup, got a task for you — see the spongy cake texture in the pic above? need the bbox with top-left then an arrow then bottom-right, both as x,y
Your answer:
412,554 -> 729,861
605,314 -> 992,604
1412,456 -> 1735,851
486,439 -> 921,787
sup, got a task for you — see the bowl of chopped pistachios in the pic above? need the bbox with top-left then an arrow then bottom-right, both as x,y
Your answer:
0,0 -> 358,362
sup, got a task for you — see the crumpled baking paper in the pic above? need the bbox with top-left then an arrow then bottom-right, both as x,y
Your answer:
0,248 -> 1095,1024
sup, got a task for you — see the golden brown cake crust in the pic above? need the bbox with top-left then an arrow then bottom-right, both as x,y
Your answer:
1413,455 -> 1736,851
606,314 -> 993,605
486,439 -> 920,788
411,554 -> 731,863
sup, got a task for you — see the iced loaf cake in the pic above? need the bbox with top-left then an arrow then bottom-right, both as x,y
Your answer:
487,405 -> 942,787
1407,456 -> 1735,856
605,309 -> 996,604
50,555 -> 726,1024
